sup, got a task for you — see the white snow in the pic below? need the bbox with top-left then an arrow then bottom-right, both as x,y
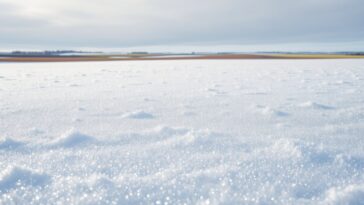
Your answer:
48,130 -> 96,148
0,166 -> 50,193
323,184 -> 364,205
298,101 -> 334,110
122,110 -> 155,119
0,138 -> 24,149
0,59 -> 364,204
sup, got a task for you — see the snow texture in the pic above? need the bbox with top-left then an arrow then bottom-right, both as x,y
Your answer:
1,60 -> 364,204
0,166 -> 50,193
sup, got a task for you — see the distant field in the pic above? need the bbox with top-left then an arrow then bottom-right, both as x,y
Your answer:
0,53 -> 364,62
267,54 -> 364,59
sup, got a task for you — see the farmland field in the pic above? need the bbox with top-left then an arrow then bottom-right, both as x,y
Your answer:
1,60 -> 364,204
0,53 -> 363,63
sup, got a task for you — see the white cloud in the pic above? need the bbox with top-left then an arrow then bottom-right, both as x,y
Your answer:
0,0 -> 363,50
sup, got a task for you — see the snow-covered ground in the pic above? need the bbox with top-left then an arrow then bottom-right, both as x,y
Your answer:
0,60 -> 364,204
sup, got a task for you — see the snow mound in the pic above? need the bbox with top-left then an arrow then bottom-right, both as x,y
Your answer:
298,101 -> 334,110
122,110 -> 155,119
119,126 -> 191,145
151,125 -> 190,136
154,130 -> 211,148
48,130 -> 96,148
261,107 -> 289,117
255,105 -> 289,117
86,174 -> 115,188
259,138 -> 334,164
266,138 -> 303,158
323,184 -> 364,205
0,166 -> 50,192
148,126 -> 240,151
0,138 -> 24,149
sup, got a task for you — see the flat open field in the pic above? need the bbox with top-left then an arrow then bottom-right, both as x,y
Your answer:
1,53 -> 364,62
1,59 -> 364,204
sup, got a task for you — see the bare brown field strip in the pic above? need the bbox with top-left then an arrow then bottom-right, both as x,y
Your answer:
0,54 -> 363,63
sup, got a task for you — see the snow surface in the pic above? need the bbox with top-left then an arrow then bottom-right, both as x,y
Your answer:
0,59 -> 364,204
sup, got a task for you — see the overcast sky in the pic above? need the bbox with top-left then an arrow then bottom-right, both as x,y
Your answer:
0,0 -> 363,52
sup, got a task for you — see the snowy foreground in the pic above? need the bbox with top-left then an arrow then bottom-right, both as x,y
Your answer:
1,60 -> 364,204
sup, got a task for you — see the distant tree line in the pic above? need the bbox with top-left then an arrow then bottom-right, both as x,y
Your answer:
0,50 -> 101,57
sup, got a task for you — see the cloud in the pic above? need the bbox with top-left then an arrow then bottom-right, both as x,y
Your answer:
0,0 -> 363,49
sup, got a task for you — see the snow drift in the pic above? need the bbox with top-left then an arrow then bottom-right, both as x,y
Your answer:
0,166 -> 50,192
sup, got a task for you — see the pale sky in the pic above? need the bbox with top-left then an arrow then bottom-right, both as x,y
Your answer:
0,0 -> 363,52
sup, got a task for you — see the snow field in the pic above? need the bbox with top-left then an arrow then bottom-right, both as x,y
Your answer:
0,60 -> 364,204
